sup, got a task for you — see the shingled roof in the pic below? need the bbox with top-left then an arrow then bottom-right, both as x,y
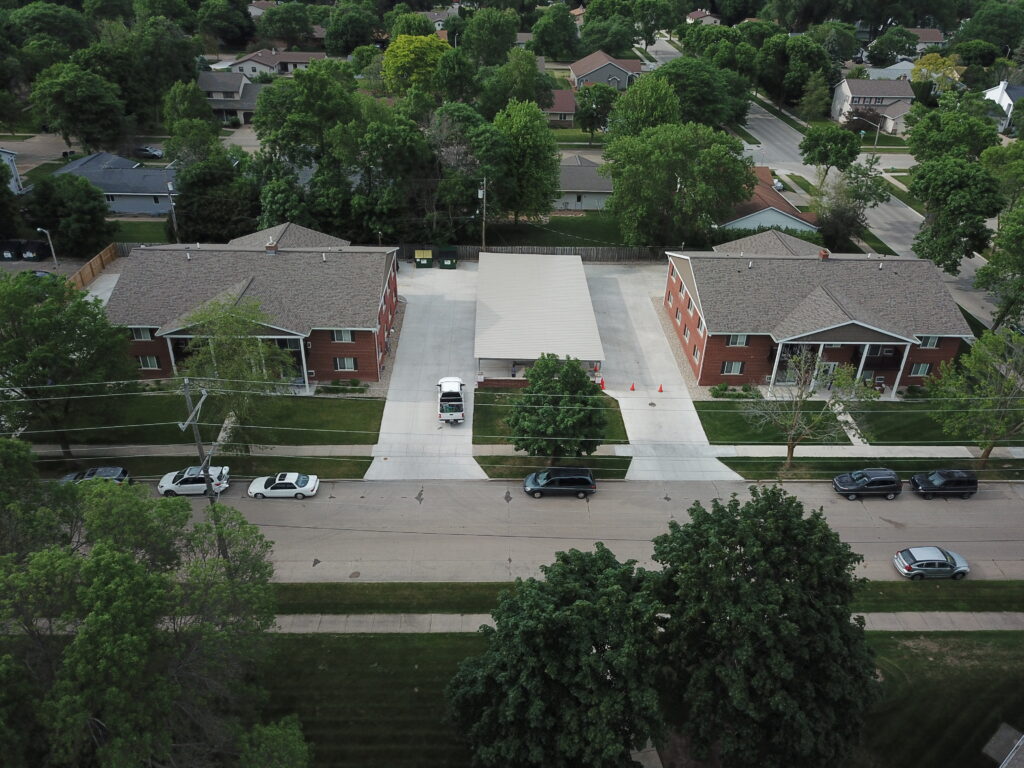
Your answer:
722,167 -> 818,229
570,51 -> 643,78
712,230 -> 822,256
53,152 -> 175,196
228,222 -> 350,248
559,155 -> 612,193
667,251 -> 972,341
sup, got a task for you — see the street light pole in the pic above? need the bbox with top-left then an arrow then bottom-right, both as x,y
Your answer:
36,227 -> 58,269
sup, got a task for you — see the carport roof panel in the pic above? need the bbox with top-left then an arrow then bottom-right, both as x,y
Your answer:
474,252 -> 605,361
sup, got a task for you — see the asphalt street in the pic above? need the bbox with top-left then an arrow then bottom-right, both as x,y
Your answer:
185,479 -> 1024,583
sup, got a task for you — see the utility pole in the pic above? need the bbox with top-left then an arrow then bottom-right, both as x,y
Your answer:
479,176 -> 487,250
180,377 -> 229,559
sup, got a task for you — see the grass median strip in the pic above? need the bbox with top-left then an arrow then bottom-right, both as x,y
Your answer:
750,94 -> 807,134
475,455 -> 631,479
885,178 -> 926,214
473,388 -> 627,445
730,123 -> 760,144
718,456 -> 1024,481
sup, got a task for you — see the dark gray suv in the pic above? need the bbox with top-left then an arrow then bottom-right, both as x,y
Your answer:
523,467 -> 596,499
832,467 -> 902,500
909,469 -> 978,499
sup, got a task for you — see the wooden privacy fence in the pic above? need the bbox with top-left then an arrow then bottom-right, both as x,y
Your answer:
70,243 -> 118,289
396,244 -> 670,262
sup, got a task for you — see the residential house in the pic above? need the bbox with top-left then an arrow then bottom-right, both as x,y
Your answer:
197,71 -> 267,124
1,148 -> 23,194
515,32 -> 533,48
831,78 -> 915,134
984,80 -> 1024,132
662,247 -> 972,394
247,0 -> 275,17
53,152 -> 176,215
543,89 -> 576,127
568,50 -> 642,90
905,27 -> 945,54
686,8 -> 721,24
719,167 -> 818,233
103,223 -> 399,386
230,48 -> 326,76
420,4 -> 460,31
865,60 -> 914,80
557,155 -> 612,210
569,5 -> 584,30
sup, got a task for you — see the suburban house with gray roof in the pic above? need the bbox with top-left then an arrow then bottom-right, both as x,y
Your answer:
103,224 -> 398,386
663,247 -> 973,394
831,78 -> 915,134
230,48 -> 326,76
557,155 -> 612,210
569,51 -> 642,90
983,80 -> 1024,132
197,71 -> 267,124
54,152 -> 176,215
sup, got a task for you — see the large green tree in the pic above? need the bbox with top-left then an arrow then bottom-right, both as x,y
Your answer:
976,204 -> 1024,328
578,16 -> 635,56
324,4 -> 378,56
756,33 -> 833,105
504,354 -> 607,457
0,273 -> 134,458
24,174 -> 117,260
605,75 -> 681,141
255,1 -> 311,47
463,7 -> 518,66
867,25 -> 917,66
30,61 -> 124,150
927,328 -> 1024,465
197,0 -> 255,47
174,149 -> 260,241
389,11 -> 435,36
491,99 -> 559,224
476,48 -> 554,119
956,0 -> 1024,52
575,82 -> 618,143
530,2 -> 577,60
163,80 -> 215,131
815,154 -> 891,248
651,56 -> 749,126
447,544 -> 663,768
651,485 -> 876,767
799,122 -> 861,182
603,121 -> 754,245
906,90 -> 1000,162
382,33 -> 450,94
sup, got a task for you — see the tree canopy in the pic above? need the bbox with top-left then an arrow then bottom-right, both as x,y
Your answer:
651,56 -> 749,126
906,90 -> 1000,162
30,61 -> 125,150
24,174 -> 117,260
799,122 -> 861,180
490,99 -> 559,223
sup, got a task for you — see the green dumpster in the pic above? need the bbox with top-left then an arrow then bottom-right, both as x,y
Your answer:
438,245 -> 457,269
414,248 -> 434,268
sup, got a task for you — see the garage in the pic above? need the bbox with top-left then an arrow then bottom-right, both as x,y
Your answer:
474,252 -> 605,383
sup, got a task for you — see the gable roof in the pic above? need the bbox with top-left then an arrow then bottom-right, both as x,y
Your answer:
104,233 -> 394,336
667,251 -> 972,340
233,48 -> 326,66
570,50 -> 642,78
228,222 -> 351,248
197,71 -> 248,92
713,229 -> 821,256
59,152 -> 139,173
559,155 -> 612,193
906,27 -> 944,44
844,78 -> 915,98
204,81 -> 267,111
687,8 -> 719,19
722,167 -> 817,228
53,152 -> 176,196
544,89 -> 577,114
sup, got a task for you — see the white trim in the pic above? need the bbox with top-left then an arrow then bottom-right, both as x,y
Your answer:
666,253 -> 707,327
159,320 -> 305,337
775,319 -> 916,344
892,343 -> 912,400
720,208 -> 819,232
311,326 -> 375,332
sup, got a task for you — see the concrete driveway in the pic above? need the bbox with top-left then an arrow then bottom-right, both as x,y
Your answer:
364,263 -> 486,481
585,263 -> 742,481
7,133 -> 79,175
222,126 -> 260,154
645,33 -> 683,69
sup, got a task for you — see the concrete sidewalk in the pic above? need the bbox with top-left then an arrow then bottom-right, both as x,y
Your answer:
271,612 -> 1024,633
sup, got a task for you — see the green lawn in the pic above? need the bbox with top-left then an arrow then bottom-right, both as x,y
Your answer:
0,133 -> 32,140
263,635 -> 485,768
861,132 -> 907,147
37,454 -> 373,481
274,582 -> 512,614
848,400 -> 949,445
550,127 -> 605,145
885,178 -> 926,214
787,173 -> 818,196
472,388 -> 628,445
24,161 -> 63,186
487,212 -> 622,246
859,227 -> 898,256
718,456 -> 1024,481
475,454 -> 631,479
235,394 -> 385,445
271,579 -> 1024,614
751,94 -> 807,134
730,123 -> 760,144
261,632 -> 1024,768
694,400 -> 850,445
114,219 -> 170,243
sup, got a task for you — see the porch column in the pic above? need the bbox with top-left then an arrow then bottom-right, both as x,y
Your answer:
165,336 -> 178,376
810,342 -> 825,388
854,343 -> 868,383
298,336 -> 309,392
892,343 -> 911,400
768,341 -> 784,394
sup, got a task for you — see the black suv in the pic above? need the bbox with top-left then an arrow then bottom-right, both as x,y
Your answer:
832,468 -> 902,500
909,469 -> 978,499
523,467 -> 596,499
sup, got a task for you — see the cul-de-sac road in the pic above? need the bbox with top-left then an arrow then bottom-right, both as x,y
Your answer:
189,480 -> 1024,584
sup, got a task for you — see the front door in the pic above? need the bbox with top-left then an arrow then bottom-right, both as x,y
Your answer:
818,361 -> 839,389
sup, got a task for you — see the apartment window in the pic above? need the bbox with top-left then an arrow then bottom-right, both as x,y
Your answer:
851,96 -> 861,104
277,338 -> 300,351
874,97 -> 883,105
667,291 -> 674,305
910,363 -> 931,377
693,346 -> 700,362
669,265 -> 675,278
721,361 -> 744,375
105,194 -> 115,203
131,327 -> 152,341
675,308 -> 682,323
825,343 -> 842,349
696,316 -> 704,334
332,329 -> 354,343
686,296 -> 693,313
683,325 -> 690,339
137,355 -> 159,370
152,196 -> 160,204
919,336 -> 939,349
333,356 -> 357,371
727,334 -> 748,347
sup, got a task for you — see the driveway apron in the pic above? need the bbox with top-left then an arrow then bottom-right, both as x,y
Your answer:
585,264 -> 742,481
365,264 -> 486,480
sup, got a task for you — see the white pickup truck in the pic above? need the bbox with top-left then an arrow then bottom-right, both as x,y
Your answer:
437,377 -> 465,424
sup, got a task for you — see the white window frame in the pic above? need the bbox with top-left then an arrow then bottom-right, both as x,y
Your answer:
333,356 -> 357,371
721,361 -> 743,375
693,345 -> 700,362
683,325 -> 690,339
727,334 -> 747,347
667,291 -> 674,305
131,327 -> 152,341
697,316 -> 705,335
675,308 -> 682,323
909,362 -> 931,377
137,355 -> 159,370
331,329 -> 355,343
686,296 -> 693,314
919,336 -> 939,349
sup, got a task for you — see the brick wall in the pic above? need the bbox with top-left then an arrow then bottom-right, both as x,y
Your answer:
700,335 -> 775,386
898,336 -> 961,388
306,329 -> 380,382
127,332 -> 171,380
663,265 -> 708,380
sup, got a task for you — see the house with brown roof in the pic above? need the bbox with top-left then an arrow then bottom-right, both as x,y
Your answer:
720,167 -> 818,233
230,48 -> 327,76
905,27 -> 946,54
686,8 -> 721,25
831,78 -> 915,134
569,51 -> 642,90
557,155 -> 612,210
103,224 -> 399,387
197,71 -> 267,124
662,244 -> 972,393
543,89 -> 576,127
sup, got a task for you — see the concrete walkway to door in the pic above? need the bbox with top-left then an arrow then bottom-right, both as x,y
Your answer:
585,264 -> 742,481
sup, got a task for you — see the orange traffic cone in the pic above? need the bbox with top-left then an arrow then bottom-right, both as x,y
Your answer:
658,384 -> 663,393
599,378 -> 605,390
630,382 -> 635,391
